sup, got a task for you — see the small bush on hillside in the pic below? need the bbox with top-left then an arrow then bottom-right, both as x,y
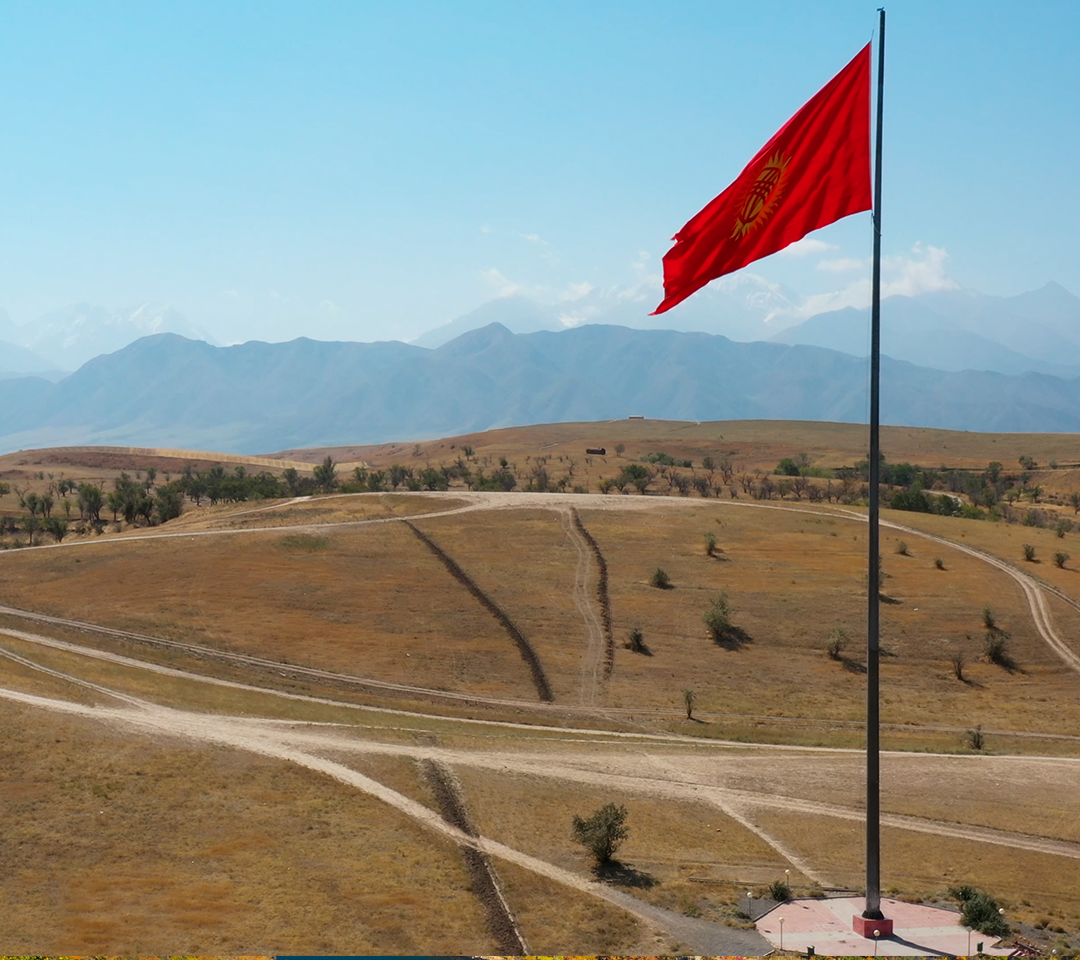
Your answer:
981,606 -> 997,631
966,724 -> 985,750
1054,551 -> 1070,569
1057,519 -> 1074,538
948,884 -> 979,903
985,633 -> 1010,667
951,651 -> 966,682
768,879 -> 791,902
896,540 -> 909,556
934,557 -> 945,570
683,689 -> 696,719
703,530 -> 717,556
571,803 -> 629,866
956,889 -> 1010,937
650,567 -> 672,589
625,627 -> 648,654
1023,543 -> 1036,562
703,592 -> 733,643
827,627 -> 848,661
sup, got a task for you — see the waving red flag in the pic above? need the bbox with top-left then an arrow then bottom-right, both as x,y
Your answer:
653,44 -> 872,315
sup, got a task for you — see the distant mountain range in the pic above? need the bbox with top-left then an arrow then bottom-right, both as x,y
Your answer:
0,302 -> 218,373
4,279 -> 1078,383
412,273 -> 801,348
413,279 -> 1080,377
5,322 -> 1080,455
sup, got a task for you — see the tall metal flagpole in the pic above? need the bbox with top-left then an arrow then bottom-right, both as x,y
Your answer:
864,6 -> 886,923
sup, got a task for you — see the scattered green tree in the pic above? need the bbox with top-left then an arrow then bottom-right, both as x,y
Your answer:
682,689 -> 696,719
934,557 -> 945,570
966,724 -> 985,750
571,803 -> 629,866
43,516 -> 68,543
313,456 -> 338,493
650,567 -> 671,589
625,627 -> 647,654
1023,543 -> 1036,561
1054,551 -> 1070,569
703,591 -> 733,643
896,540 -> 909,556
985,633 -> 1010,668
951,887 -> 1010,937
703,530 -> 717,556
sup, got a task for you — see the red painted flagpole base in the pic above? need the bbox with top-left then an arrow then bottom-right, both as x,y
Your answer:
853,914 -> 894,938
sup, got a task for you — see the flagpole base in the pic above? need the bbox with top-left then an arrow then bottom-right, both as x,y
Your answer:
853,914 -> 893,937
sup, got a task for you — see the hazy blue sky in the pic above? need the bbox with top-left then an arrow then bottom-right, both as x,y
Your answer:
1,1 -> 1076,344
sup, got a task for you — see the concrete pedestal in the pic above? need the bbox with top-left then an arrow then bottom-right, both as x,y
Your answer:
852,914 -> 894,938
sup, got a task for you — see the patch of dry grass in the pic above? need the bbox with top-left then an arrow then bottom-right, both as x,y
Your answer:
582,503 -> 1080,737
495,859 -> 647,954
0,698 -> 503,956
0,521 -> 539,700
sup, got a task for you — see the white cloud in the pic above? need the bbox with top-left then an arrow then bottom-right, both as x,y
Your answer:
559,281 -> 594,302
479,268 -> 525,299
779,237 -> 839,257
882,243 -> 958,297
817,257 -> 866,273
778,244 -> 957,321
320,299 -> 341,315
520,232 -> 548,245
480,224 -> 492,234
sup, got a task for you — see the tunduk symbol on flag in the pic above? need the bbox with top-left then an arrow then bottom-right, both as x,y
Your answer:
652,43 -> 872,315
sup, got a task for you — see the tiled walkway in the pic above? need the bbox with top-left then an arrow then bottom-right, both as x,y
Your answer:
754,896 -> 1014,956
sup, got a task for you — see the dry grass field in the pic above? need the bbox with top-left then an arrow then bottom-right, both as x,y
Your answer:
3,421 -> 1080,953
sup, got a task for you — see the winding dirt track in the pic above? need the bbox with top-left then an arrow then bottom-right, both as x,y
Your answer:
4,489 -> 1080,949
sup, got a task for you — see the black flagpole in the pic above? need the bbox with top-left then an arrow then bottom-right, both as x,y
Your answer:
864,6 -> 886,923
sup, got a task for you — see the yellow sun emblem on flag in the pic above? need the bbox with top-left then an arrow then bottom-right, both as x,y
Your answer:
731,151 -> 791,239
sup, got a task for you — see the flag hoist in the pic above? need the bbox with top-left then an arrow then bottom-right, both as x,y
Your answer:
653,8 -> 891,938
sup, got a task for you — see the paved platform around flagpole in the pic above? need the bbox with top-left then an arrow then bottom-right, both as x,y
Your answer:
754,896 -> 1015,956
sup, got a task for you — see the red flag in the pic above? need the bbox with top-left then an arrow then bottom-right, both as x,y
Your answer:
653,44 -> 872,315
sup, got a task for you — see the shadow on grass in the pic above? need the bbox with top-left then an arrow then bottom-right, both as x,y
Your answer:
840,656 -> 867,674
713,625 -> 753,651
594,859 -> 659,889
879,593 -> 902,605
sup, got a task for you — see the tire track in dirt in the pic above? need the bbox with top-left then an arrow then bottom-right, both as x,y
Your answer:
403,520 -> 554,703
569,507 -> 614,678
419,759 -> 529,954
559,507 -> 606,705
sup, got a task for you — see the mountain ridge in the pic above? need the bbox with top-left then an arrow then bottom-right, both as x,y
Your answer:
3,323 -> 1080,455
